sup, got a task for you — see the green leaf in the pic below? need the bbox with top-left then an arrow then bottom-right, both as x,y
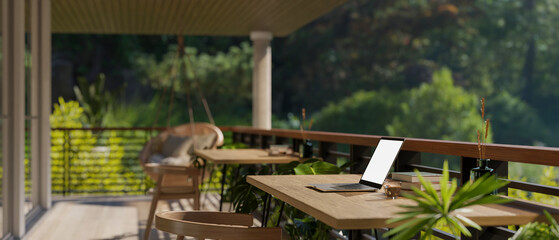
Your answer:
455,214 -> 481,230
293,161 -> 341,175
544,210 -> 559,238
309,161 -> 341,175
294,163 -> 314,175
384,217 -> 432,240
275,161 -> 300,175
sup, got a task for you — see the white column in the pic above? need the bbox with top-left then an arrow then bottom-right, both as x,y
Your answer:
250,31 -> 273,129
31,0 -> 52,209
2,0 -> 26,236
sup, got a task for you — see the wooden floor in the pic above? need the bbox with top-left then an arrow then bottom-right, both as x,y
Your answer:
26,193 -> 237,240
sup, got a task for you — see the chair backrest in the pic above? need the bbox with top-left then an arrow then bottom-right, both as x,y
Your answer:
155,211 -> 282,240
139,123 -> 224,165
158,123 -> 224,149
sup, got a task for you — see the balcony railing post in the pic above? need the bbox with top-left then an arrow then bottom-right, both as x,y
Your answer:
292,139 -> 302,155
275,136 -> 289,145
394,151 -> 421,172
490,160 -> 509,194
63,129 -> 70,196
350,145 -> 372,174
240,133 -> 248,145
461,157 -> 477,186
232,131 -> 241,143
250,134 -> 257,147
261,135 -> 271,149
319,141 -> 337,164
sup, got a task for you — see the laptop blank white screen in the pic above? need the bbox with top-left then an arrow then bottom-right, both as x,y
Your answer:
361,139 -> 404,185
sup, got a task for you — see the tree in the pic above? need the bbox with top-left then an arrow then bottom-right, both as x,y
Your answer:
387,68 -> 482,142
74,73 -> 124,127
486,92 -> 552,146
312,89 -> 404,135
132,42 -> 253,125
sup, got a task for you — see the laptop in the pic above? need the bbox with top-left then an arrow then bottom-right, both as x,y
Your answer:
309,137 -> 404,192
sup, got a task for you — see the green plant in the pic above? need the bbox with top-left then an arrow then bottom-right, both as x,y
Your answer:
284,216 -> 332,240
230,158 -> 340,213
510,210 -> 559,240
384,161 -> 511,240
50,97 -> 85,128
293,159 -> 341,175
477,97 -> 490,160
229,159 -> 341,240
74,73 -> 124,127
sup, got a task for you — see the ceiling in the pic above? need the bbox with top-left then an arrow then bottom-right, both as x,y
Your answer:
13,0 -> 347,36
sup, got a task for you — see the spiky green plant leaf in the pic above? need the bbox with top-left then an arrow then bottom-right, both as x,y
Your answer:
510,210 -> 559,240
384,161 -> 511,239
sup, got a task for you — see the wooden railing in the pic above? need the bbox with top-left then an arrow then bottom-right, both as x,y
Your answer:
221,126 -> 559,240
46,126 -> 559,238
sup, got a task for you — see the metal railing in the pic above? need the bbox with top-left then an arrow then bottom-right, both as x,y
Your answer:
51,127 -> 166,195
46,126 -> 559,238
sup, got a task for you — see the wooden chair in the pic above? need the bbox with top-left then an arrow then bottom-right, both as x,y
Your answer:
155,211 -> 282,240
140,123 -> 224,240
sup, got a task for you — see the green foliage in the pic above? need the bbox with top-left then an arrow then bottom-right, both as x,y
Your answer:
314,68 -> 482,143
384,161 -> 511,240
293,159 -> 342,175
49,98 -> 148,195
284,217 -> 332,240
486,92 -> 552,146
229,165 -> 271,214
313,89 -> 404,135
510,210 -> 559,240
230,159 -> 340,213
228,159 -> 340,240
74,73 -> 124,127
509,166 -> 559,207
133,42 -> 253,123
50,97 -> 85,128
387,68 -> 482,142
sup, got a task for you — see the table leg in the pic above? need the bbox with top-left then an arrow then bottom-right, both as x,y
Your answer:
349,230 -> 364,240
219,164 -> 227,211
228,165 -> 241,212
276,201 -> 285,227
200,159 -> 206,180
261,193 -> 270,227
201,163 -> 214,208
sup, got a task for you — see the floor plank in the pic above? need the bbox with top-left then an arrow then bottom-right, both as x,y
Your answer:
26,194 -> 222,240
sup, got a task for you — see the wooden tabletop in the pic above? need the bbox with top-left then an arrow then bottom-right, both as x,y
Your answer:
194,149 -> 302,164
247,174 -> 559,230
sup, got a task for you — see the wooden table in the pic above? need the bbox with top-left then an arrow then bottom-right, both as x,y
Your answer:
194,149 -> 303,211
194,149 -> 301,165
247,174 -> 559,230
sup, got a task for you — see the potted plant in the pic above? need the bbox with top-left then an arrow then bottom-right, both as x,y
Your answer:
470,97 -> 494,184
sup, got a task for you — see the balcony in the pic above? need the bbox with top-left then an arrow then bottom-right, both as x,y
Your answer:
3,1 -> 559,239
8,126 -> 558,239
